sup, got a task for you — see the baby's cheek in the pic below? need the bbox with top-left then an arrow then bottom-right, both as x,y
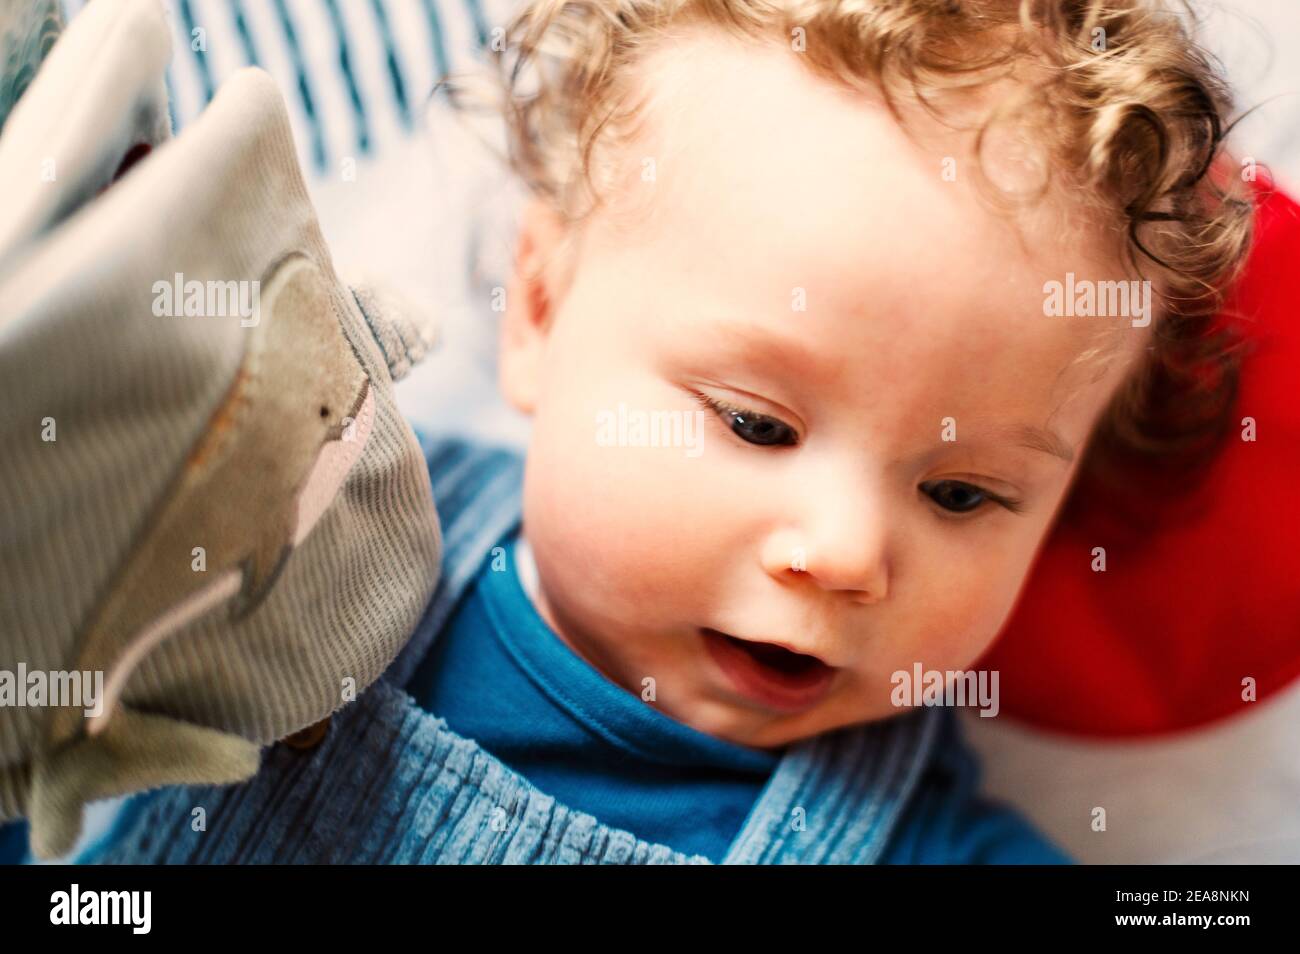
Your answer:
525,428 -> 705,606
900,557 -> 1027,669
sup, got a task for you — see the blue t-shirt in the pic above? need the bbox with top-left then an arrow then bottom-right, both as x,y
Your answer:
406,520 -> 1073,865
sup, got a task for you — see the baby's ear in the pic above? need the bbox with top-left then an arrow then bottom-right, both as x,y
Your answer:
509,197 -> 575,323
499,198 -> 573,414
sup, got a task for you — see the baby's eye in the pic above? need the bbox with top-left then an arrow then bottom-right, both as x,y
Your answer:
920,479 -> 990,514
694,393 -> 798,447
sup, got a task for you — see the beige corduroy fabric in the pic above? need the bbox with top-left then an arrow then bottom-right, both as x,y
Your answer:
0,0 -> 443,858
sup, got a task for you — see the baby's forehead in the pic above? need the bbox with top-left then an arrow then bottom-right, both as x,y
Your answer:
584,28 -> 1148,409
675,273 -> 1136,385
607,27 -> 1122,291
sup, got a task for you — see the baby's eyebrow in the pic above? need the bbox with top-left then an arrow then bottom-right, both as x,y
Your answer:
698,318 -> 1075,463
701,318 -> 825,374
1008,423 -> 1075,463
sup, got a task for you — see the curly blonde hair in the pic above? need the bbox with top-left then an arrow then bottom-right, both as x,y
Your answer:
439,0 -> 1261,479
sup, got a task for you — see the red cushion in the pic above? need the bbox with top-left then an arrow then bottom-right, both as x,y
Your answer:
979,179 -> 1300,737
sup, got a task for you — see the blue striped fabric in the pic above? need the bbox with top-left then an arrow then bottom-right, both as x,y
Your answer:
56,0 -> 511,174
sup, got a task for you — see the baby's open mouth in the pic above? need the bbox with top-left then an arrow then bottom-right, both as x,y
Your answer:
700,627 -> 838,713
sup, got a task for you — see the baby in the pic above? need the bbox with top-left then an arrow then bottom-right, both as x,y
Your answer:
0,0 -> 1258,868
404,0 -> 1253,862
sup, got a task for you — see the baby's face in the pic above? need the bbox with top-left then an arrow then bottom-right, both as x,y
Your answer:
501,32 -> 1146,749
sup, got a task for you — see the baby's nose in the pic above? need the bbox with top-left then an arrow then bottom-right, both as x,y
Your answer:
760,520 -> 889,604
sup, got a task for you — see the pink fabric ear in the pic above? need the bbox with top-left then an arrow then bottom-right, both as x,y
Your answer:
294,382 -> 376,546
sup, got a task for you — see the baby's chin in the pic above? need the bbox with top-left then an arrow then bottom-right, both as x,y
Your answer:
651,679 -> 884,751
